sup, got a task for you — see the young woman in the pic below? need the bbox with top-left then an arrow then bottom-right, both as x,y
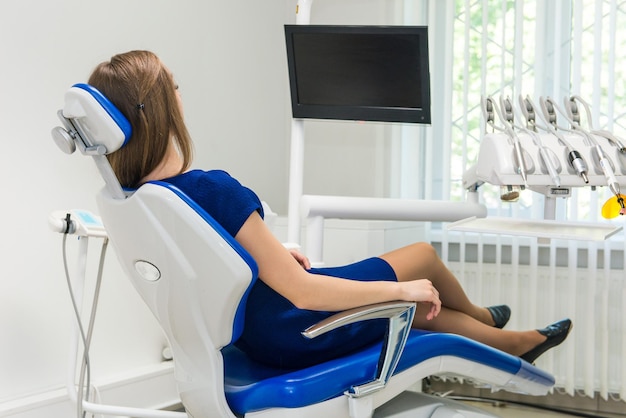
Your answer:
87,50 -> 571,369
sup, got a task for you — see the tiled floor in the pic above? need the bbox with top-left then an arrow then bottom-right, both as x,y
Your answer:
175,398 -> 624,417
460,399 -> 625,417
427,379 -> 626,418
173,385 -> 625,417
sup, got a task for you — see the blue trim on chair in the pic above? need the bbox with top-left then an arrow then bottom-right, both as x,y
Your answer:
516,360 -> 556,387
72,83 -> 132,146
147,181 -> 259,343
222,329 -> 555,414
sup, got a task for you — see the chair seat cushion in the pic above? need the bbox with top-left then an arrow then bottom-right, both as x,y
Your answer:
222,329 -> 554,415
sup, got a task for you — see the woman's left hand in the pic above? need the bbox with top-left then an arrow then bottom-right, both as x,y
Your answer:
289,249 -> 311,270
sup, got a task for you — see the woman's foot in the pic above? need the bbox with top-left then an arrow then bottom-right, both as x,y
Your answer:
520,319 -> 572,364
486,305 -> 511,328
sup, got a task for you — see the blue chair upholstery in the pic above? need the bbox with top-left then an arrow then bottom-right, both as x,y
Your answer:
222,329 -> 554,415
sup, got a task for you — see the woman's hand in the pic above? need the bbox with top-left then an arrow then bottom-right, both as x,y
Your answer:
399,279 -> 441,320
289,249 -> 311,270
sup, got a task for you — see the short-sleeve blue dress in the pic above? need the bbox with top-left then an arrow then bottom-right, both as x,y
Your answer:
164,169 -> 398,369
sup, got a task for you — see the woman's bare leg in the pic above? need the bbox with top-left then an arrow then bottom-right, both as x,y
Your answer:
412,304 -> 545,356
379,242 -> 548,356
379,242 -> 494,326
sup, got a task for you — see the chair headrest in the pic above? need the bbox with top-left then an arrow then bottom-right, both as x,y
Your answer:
61,83 -> 132,154
52,83 -> 133,199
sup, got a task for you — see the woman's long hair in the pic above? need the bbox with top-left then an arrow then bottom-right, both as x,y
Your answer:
88,50 -> 193,188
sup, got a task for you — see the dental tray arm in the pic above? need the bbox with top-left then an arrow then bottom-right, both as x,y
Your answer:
302,301 -> 416,398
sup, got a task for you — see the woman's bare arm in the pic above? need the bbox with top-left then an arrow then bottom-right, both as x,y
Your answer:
235,211 -> 441,318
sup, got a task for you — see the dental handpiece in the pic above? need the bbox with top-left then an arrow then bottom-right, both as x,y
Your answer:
534,96 -> 590,183
492,96 -> 529,186
509,127 -> 529,185
567,150 -> 589,183
518,95 -> 561,187
557,96 -> 620,194
596,145 -> 621,196
539,146 -> 561,187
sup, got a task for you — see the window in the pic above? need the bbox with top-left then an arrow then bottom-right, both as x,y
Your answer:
440,0 -> 626,228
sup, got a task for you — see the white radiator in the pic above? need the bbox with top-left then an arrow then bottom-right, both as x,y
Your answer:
440,237 -> 626,403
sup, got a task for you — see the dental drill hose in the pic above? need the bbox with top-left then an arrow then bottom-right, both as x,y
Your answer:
510,127 -> 529,186
568,95 -> 626,153
596,145 -> 621,196
489,96 -> 529,186
532,95 -> 590,184
549,95 -> 618,191
517,95 -> 561,187
539,147 -> 561,187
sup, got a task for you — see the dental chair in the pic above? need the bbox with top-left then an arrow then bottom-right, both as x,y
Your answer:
52,84 -> 556,418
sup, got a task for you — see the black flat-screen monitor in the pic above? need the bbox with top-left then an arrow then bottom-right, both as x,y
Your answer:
284,25 -> 431,124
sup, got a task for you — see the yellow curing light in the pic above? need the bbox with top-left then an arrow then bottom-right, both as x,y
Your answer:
601,194 -> 626,219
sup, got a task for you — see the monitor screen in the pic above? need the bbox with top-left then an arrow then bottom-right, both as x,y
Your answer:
284,25 -> 431,124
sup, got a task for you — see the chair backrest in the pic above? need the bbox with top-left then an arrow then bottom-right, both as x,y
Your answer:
97,181 -> 258,417
54,83 -> 258,417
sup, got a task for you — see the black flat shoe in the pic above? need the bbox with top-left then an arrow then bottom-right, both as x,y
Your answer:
486,305 -> 511,328
520,319 -> 572,364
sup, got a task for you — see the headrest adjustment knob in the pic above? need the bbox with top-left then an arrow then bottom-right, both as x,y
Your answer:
51,126 -> 77,155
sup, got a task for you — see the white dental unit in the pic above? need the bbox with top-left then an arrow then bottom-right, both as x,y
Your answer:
458,94 -> 625,240
47,1 -> 590,417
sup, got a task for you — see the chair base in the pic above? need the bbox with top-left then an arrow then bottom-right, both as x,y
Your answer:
373,391 -> 500,417
245,390 -> 500,418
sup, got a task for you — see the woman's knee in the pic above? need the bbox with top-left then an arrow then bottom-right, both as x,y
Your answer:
383,242 -> 438,263
408,242 -> 438,259
380,242 -> 440,281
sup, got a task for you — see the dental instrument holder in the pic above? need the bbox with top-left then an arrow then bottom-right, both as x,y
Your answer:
466,130 -> 626,220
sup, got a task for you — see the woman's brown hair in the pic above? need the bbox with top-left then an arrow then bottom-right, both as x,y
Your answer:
88,50 -> 193,188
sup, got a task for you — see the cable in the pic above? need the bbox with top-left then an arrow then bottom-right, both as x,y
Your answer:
480,95 -> 525,200
62,233 -> 91,418
567,95 -> 626,153
487,95 -> 529,186
58,214 -> 185,418
62,224 -> 109,418
512,96 -> 562,187
77,237 -> 108,418
481,96 -> 504,133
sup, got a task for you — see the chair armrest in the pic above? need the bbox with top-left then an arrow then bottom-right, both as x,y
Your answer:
302,301 -> 416,398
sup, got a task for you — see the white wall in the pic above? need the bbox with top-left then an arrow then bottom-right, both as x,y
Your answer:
0,0 -> 412,414
0,0 -> 292,410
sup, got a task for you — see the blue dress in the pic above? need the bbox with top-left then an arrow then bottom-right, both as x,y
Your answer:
164,170 -> 398,369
